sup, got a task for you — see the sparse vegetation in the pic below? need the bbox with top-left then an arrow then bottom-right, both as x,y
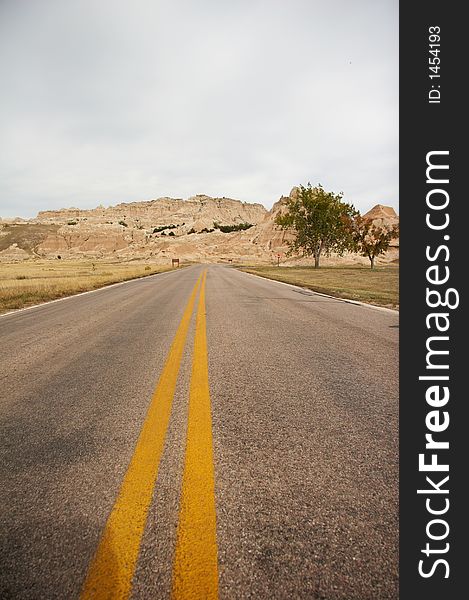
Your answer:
213,222 -> 253,233
119,220 -> 128,227
67,220 -> 78,226
152,224 -> 177,233
0,261 -> 173,313
187,228 -> 196,234
238,265 -> 399,309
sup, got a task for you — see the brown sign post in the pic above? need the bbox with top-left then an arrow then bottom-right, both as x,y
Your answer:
172,258 -> 180,268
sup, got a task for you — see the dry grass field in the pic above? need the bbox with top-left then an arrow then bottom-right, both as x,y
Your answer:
239,265 -> 399,309
0,260 -> 174,314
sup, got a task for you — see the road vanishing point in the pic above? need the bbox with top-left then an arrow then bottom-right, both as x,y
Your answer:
0,264 -> 398,599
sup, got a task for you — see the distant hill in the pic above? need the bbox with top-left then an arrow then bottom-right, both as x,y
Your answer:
0,191 -> 399,265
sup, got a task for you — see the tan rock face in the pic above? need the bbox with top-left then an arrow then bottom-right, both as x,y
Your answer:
28,194 -> 268,261
1,191 -> 398,264
247,190 -> 297,255
0,223 -> 60,259
363,204 -> 398,222
35,195 -> 267,231
0,243 -> 30,262
38,224 -> 135,257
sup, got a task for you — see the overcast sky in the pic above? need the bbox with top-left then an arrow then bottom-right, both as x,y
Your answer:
0,0 -> 398,219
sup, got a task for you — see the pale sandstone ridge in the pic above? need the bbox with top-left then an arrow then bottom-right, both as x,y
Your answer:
35,195 -> 267,230
363,204 -> 399,227
1,190 -> 399,264
246,188 -> 299,255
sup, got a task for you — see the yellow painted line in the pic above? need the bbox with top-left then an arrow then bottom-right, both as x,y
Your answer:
80,274 -> 203,600
172,270 -> 219,600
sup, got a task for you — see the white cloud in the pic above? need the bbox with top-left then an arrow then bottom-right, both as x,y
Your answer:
0,0 -> 398,218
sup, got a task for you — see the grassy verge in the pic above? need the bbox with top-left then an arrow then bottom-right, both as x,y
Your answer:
0,260 -> 178,314
238,265 -> 399,309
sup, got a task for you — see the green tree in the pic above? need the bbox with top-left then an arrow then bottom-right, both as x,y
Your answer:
275,183 -> 357,268
351,216 -> 399,269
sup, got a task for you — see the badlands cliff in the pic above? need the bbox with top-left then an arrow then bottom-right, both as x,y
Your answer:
0,191 -> 399,264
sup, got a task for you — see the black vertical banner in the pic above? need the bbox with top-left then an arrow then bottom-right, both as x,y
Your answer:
400,2 -> 466,599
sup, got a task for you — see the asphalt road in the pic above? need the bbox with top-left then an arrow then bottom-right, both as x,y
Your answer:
0,264 -> 399,599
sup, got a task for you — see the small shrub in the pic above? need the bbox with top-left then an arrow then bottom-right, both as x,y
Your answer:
187,228 -> 196,234
218,222 -> 254,233
168,231 -> 175,236
119,221 -> 128,227
145,265 -> 151,271
67,220 -> 78,226
152,224 -> 177,233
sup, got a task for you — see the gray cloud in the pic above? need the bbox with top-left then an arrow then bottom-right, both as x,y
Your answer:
0,0 -> 398,218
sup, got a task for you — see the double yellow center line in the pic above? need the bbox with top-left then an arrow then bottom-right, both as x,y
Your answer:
80,270 -> 218,600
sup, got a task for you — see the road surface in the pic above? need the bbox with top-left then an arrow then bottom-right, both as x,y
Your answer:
0,264 -> 398,599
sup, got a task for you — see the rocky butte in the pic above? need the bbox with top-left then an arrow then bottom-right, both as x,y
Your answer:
0,190 -> 399,264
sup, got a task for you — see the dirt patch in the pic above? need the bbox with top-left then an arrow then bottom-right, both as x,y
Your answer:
0,224 -> 60,254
